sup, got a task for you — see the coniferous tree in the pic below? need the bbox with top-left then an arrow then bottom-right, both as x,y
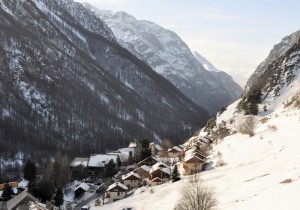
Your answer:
140,138 -> 152,160
54,188 -> 64,207
23,159 -> 37,182
172,165 -> 180,182
240,89 -> 262,115
37,179 -> 54,203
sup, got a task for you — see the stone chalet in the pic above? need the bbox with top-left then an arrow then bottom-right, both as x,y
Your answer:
105,182 -> 128,203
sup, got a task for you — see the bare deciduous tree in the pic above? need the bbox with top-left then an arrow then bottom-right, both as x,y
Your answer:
161,139 -> 173,157
175,178 -> 218,210
235,115 -> 256,137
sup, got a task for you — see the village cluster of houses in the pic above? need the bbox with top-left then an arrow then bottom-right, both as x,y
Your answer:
70,136 -> 213,204
0,181 -> 58,210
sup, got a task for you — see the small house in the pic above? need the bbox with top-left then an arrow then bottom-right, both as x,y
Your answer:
149,162 -> 171,182
149,143 -> 164,157
167,146 -> 183,158
183,153 -> 205,175
74,182 -> 89,199
122,172 -> 141,190
70,157 -> 88,180
6,189 -> 38,210
87,154 -> 120,180
133,165 -> 151,180
105,182 -> 128,203
185,148 -> 206,160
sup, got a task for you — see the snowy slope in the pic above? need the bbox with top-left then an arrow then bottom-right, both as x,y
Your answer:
89,78 -> 300,210
83,4 -> 242,114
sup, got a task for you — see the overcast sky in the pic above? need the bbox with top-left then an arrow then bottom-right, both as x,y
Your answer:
75,0 -> 300,88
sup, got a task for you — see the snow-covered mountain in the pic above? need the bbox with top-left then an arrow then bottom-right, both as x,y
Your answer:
194,51 -> 243,103
0,0 -> 209,162
244,30 -> 300,94
84,5 -> 242,114
94,31 -> 300,210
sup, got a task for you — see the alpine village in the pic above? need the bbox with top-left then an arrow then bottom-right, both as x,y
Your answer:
1,0 -> 300,210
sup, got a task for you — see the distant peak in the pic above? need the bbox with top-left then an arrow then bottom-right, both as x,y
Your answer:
113,11 -> 137,21
193,51 -> 220,72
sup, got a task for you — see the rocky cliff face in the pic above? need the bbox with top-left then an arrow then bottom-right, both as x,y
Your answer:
85,6 -> 242,114
244,30 -> 300,94
0,0 -> 209,159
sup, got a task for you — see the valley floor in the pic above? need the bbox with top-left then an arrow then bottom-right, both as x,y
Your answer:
90,108 -> 300,210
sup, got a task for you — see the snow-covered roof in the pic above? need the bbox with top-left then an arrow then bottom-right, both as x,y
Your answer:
75,182 -> 89,192
150,162 -> 171,175
140,165 -> 151,172
107,152 -> 128,163
118,147 -> 135,154
70,157 -> 89,167
150,143 -> 164,151
168,146 -> 182,153
88,154 -> 118,167
122,172 -> 141,180
128,142 -> 136,148
184,153 -> 205,163
185,148 -> 206,156
107,182 -> 128,192
151,162 -> 168,169
18,179 -> 28,189
178,144 -> 185,149
7,190 -> 38,210
133,165 -> 151,174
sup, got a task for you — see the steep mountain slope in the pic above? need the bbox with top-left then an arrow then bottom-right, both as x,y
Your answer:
84,5 -> 242,114
244,30 -> 300,94
194,51 -> 242,102
0,0 -> 209,160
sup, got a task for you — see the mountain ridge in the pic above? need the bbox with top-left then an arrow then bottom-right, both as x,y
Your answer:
0,0 -> 209,161
85,5 -> 243,114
